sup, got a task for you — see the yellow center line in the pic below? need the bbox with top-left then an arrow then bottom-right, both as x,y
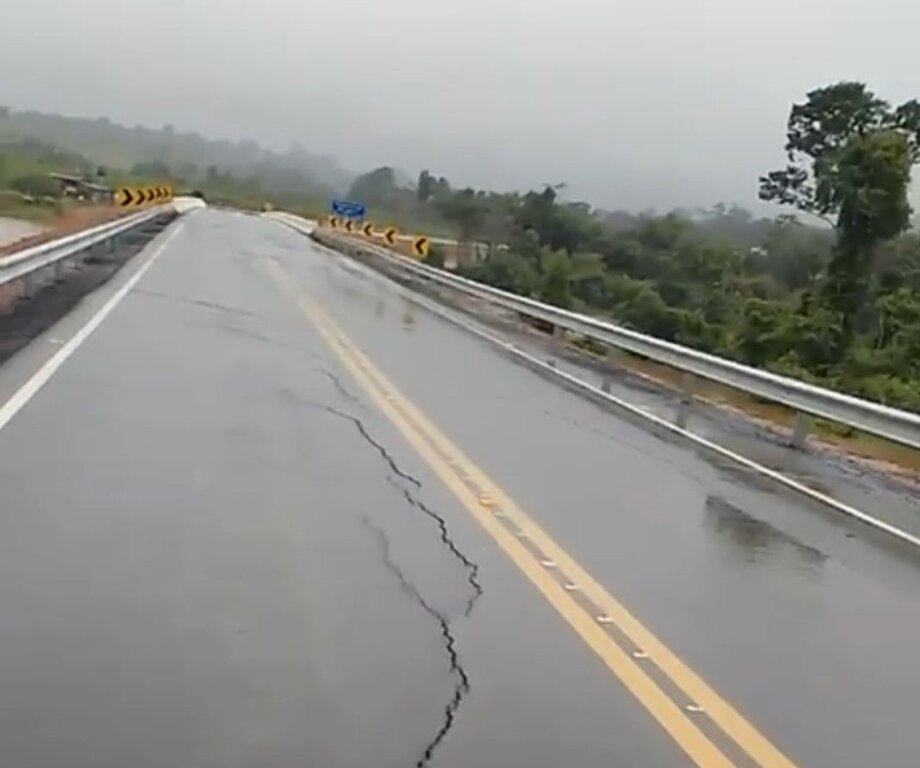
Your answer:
265,257 -> 799,768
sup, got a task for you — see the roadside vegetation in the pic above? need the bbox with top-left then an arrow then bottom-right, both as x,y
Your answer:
347,83 -> 920,414
0,106 -> 337,214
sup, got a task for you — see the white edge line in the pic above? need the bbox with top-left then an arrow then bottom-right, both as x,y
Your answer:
0,222 -> 185,434
459,310 -> 920,550
279,220 -> 920,551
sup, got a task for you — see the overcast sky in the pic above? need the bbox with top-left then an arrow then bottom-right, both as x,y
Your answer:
1,0 -> 918,210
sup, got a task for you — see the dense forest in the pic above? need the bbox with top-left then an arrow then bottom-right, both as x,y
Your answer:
348,83 -> 920,412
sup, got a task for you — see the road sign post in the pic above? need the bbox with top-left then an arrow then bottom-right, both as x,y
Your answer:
331,199 -> 366,219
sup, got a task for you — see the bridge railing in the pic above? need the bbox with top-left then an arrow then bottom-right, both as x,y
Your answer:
277,214 -> 920,452
0,206 -> 175,289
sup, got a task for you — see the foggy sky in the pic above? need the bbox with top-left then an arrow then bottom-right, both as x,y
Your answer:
2,0 -> 918,210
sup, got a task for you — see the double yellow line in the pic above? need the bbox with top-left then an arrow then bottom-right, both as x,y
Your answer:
266,257 -> 799,768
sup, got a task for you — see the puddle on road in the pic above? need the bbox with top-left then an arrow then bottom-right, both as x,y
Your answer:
704,495 -> 828,572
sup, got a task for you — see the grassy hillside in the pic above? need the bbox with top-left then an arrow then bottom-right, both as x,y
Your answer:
0,106 -> 349,208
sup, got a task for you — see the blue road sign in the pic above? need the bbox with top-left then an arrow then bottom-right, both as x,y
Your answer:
331,199 -> 366,219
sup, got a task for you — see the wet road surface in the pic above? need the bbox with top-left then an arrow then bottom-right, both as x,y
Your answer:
0,209 -> 919,767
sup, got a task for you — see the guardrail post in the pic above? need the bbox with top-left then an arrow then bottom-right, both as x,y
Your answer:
601,348 -> 623,394
677,372 -> 696,429
20,273 -> 39,300
547,323 -> 565,368
791,412 -> 811,449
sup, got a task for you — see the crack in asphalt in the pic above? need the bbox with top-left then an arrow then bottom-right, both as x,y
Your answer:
318,369 -> 363,406
303,392 -> 485,764
308,399 -> 483,617
362,516 -> 470,768
133,288 -> 262,319
386,475 -> 482,618
311,400 -> 421,486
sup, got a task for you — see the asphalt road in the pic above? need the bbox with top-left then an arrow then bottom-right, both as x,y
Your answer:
0,209 -> 919,768
438,291 -> 920,541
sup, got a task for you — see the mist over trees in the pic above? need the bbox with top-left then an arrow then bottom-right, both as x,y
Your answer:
0,108 -> 349,205
345,82 -> 920,412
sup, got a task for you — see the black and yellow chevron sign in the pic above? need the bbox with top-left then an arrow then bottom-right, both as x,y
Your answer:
411,235 -> 430,258
328,216 -> 339,229
344,219 -> 355,233
361,222 -> 374,237
384,227 -> 398,246
115,187 -> 141,207
116,185 -> 173,207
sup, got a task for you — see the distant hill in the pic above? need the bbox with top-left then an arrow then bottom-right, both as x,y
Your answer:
0,137 -> 94,179
0,106 -> 352,201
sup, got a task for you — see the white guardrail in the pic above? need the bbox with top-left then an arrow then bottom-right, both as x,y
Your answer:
0,205 -> 173,288
272,212 -> 920,453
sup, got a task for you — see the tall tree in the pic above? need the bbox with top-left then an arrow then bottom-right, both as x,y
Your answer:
347,166 -> 398,205
417,169 -> 434,203
539,251 -> 574,309
438,188 -> 486,242
759,82 -> 920,340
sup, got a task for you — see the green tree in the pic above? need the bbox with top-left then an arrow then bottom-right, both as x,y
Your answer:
759,82 -> 920,340
513,185 -> 594,253
462,251 -> 537,295
438,188 -> 486,242
10,175 -> 59,197
516,186 -> 558,241
348,166 -> 398,205
569,252 -> 607,307
433,176 -> 451,199
751,216 -> 831,291
825,130 -> 912,328
875,288 -> 920,359
618,286 -> 682,340
417,170 -> 434,203
733,299 -> 787,365
539,250 -> 574,309
509,226 -> 543,264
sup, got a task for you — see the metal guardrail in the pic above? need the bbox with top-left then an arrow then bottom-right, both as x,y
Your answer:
0,207 -> 170,288
280,215 -> 920,452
